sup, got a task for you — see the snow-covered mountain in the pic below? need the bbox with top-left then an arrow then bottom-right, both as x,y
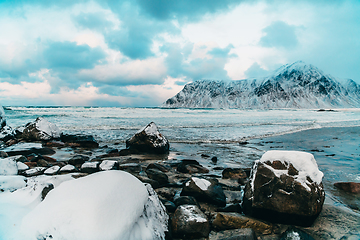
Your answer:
163,61 -> 360,109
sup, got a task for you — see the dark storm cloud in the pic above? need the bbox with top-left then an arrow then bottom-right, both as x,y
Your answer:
43,41 -> 106,70
259,21 -> 299,49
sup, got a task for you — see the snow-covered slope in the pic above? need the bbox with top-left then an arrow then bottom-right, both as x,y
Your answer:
163,61 -> 360,109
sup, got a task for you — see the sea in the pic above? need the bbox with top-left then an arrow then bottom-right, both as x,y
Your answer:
3,106 -> 360,209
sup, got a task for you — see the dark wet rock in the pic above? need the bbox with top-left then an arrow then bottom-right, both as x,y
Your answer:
59,164 -> 77,174
0,151 -> 8,158
181,177 -> 227,207
81,161 -> 100,174
218,179 -> 242,191
155,187 -> 178,201
217,203 -> 242,213
146,163 -> 170,172
210,228 -> 256,240
243,151 -> 325,227
145,168 -> 169,187
174,196 -> 199,207
23,167 -> 46,177
177,163 -> 210,174
160,199 -> 176,213
99,160 -> 119,171
211,156 -> 218,164
37,159 -> 50,167
22,117 -> 62,141
42,155 -> 57,162
213,166 -> 224,171
119,163 -> 142,174
24,162 -> 37,168
60,134 -> 99,148
41,183 -> 54,201
171,204 -> 210,239
334,182 -> 360,194
222,168 -> 248,180
280,227 -> 315,240
3,143 -> 56,156
6,155 -> 27,163
44,141 -> 66,148
201,154 -> 210,158
126,122 -> 169,154
68,155 -> 89,166
44,166 -> 60,175
135,174 -> 160,189
212,212 -> 272,235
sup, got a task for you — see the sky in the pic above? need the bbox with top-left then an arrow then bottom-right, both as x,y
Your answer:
0,0 -> 359,107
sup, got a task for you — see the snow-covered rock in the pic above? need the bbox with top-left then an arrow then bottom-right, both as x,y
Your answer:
22,117 -> 62,141
0,157 -> 18,175
171,204 -> 210,239
99,160 -> 119,171
163,61 -> 360,109
44,166 -> 60,175
2,142 -> 56,156
81,161 -> 100,173
17,162 -> 29,171
21,170 -> 168,240
24,167 -> 46,177
243,150 -> 325,226
60,164 -> 77,173
126,122 -> 170,154
0,105 -> 6,129
0,125 -> 14,141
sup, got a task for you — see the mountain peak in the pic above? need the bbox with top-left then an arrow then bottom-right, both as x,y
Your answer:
163,62 -> 360,109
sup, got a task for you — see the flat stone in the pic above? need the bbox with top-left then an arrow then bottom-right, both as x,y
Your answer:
212,212 -> 273,235
209,228 -> 257,240
334,182 -> 360,194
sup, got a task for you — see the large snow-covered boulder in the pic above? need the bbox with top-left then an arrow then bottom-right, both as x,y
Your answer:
22,117 -> 62,141
126,122 -> 170,154
243,150 -> 325,226
21,170 -> 168,240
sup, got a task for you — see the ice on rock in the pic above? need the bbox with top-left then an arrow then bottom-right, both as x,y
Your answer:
35,117 -> 62,139
21,171 -> 168,240
0,157 -> 18,175
251,150 -> 323,192
99,160 -> 118,171
44,166 -> 60,175
186,177 -> 211,191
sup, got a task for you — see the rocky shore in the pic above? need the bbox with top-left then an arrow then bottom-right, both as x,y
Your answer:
0,113 -> 359,239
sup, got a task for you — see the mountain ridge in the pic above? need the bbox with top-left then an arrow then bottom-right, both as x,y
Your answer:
163,61 -> 360,109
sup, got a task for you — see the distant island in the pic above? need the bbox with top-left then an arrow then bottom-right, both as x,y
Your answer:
163,61 -> 360,109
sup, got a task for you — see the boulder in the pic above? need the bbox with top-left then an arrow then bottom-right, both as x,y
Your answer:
181,177 -> 227,207
146,163 -> 170,172
334,182 -> 360,194
126,122 -> 169,154
17,162 -> 29,171
0,151 -> 8,158
212,212 -> 272,235
174,196 -> 199,207
22,117 -> 62,141
119,163 -> 142,174
177,163 -> 209,174
99,160 -> 119,171
60,134 -> 99,148
171,204 -> 210,239
243,150 -> 325,227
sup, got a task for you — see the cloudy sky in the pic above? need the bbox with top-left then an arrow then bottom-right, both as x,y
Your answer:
0,0 -> 359,106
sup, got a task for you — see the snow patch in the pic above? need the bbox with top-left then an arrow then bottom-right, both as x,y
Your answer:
99,160 -> 117,171
44,166 -> 60,175
17,162 -> 29,171
0,176 -> 26,191
186,177 -> 211,191
81,161 -> 98,169
0,157 -> 18,175
35,117 -> 62,139
20,171 -> 168,240
60,164 -> 75,172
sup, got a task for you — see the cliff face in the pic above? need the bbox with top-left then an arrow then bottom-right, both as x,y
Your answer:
163,61 -> 360,109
